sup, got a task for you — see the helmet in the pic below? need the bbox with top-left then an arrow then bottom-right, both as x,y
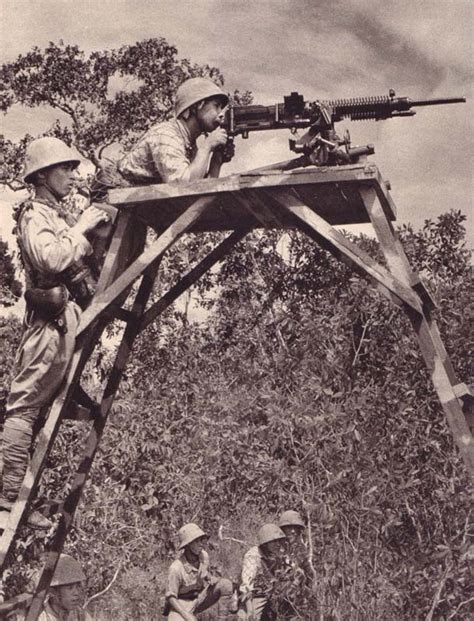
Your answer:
278,510 -> 305,529
50,554 -> 86,587
174,77 -> 229,118
23,137 -> 81,184
178,523 -> 207,550
257,523 -> 286,546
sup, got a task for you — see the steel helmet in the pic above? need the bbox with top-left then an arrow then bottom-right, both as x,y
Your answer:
23,137 -> 81,184
278,510 -> 305,529
178,523 -> 207,550
174,77 -> 229,118
50,554 -> 86,587
257,523 -> 286,546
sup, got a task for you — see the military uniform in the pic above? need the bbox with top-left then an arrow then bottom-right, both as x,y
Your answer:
118,119 -> 197,184
1,198 -> 92,503
37,601 -> 93,621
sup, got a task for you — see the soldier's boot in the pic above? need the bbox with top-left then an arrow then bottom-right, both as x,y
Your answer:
0,414 -> 52,530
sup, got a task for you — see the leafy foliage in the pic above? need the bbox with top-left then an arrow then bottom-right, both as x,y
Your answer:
3,211 -> 471,620
1,37 -> 471,621
0,238 -> 22,306
1,39 -> 250,188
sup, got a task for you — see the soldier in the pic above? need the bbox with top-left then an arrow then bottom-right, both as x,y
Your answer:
164,522 -> 237,620
277,510 -> 315,616
239,523 -> 287,621
116,77 -> 231,186
0,137 -> 108,529
278,510 -> 310,572
38,553 -> 92,621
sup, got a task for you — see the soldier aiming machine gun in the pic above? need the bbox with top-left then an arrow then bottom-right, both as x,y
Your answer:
221,89 -> 465,167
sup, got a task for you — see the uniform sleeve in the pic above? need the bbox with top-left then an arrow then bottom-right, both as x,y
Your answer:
165,560 -> 183,599
20,207 -> 92,274
240,548 -> 260,599
148,128 -> 192,183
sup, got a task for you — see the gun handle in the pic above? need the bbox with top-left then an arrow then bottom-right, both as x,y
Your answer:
208,148 -> 224,178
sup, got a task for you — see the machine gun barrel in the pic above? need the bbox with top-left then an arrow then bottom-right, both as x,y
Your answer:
408,97 -> 466,107
324,92 -> 466,121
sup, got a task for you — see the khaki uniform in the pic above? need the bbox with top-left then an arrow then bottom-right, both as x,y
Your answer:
38,601 -> 93,620
1,199 -> 92,502
164,552 -> 233,620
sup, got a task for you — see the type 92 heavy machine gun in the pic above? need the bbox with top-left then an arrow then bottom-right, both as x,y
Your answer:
222,89 -> 465,167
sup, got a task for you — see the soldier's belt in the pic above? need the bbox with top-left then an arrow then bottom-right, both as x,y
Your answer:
25,285 -> 68,319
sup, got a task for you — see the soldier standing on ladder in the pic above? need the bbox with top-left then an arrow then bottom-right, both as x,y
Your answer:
0,137 -> 108,529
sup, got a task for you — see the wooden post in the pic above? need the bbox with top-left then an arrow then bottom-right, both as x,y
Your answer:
359,186 -> 473,475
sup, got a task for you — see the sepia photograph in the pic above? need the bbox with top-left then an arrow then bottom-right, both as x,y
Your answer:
0,1 -> 472,619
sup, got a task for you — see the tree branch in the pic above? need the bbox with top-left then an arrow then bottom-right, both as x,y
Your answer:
84,562 -> 122,608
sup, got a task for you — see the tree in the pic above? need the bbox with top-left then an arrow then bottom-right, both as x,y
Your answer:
0,238 -> 22,306
1,39 -> 250,188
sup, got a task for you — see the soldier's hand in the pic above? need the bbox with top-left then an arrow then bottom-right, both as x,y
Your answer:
204,127 -> 229,151
76,206 -> 110,234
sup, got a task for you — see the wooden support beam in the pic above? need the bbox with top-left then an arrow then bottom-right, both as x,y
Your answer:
0,592 -> 32,617
26,264 -> 160,620
140,228 -> 250,331
232,190 -> 286,230
270,188 -> 423,313
0,328 -> 100,568
360,186 -> 474,476
76,195 -> 216,337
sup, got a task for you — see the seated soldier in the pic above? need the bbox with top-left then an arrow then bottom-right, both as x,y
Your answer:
0,137 -> 108,529
164,522 -> 236,621
239,523 -> 287,621
278,510 -> 313,583
277,510 -> 315,617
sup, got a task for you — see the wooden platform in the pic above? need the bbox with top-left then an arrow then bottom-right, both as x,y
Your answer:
108,163 -> 396,232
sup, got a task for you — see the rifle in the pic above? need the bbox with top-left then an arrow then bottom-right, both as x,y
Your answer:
222,89 -> 465,167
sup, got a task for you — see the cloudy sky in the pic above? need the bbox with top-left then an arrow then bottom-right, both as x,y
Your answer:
1,0 -> 473,249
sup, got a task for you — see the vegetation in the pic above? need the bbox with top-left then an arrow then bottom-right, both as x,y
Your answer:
1,39 -> 472,620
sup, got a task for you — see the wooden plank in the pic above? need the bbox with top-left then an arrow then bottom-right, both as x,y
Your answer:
232,190 -> 285,230
140,228 -> 250,331
107,164 -> 381,208
76,195 -> 216,337
359,187 -> 418,286
270,189 -> 423,313
0,592 -> 32,616
0,332 -> 98,568
360,186 -> 473,476
26,265 -> 160,620
94,210 -> 134,295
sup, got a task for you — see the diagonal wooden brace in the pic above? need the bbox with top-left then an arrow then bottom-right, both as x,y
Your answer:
77,195 -> 218,337
140,228 -> 250,331
269,188 -> 423,314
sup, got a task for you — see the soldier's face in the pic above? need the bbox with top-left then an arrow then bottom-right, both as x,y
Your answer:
281,525 -> 304,544
188,536 -> 206,556
197,97 -> 226,132
39,163 -> 78,198
265,539 -> 285,556
52,581 -> 84,612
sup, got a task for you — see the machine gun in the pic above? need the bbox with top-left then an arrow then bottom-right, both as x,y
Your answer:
222,89 -> 465,167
